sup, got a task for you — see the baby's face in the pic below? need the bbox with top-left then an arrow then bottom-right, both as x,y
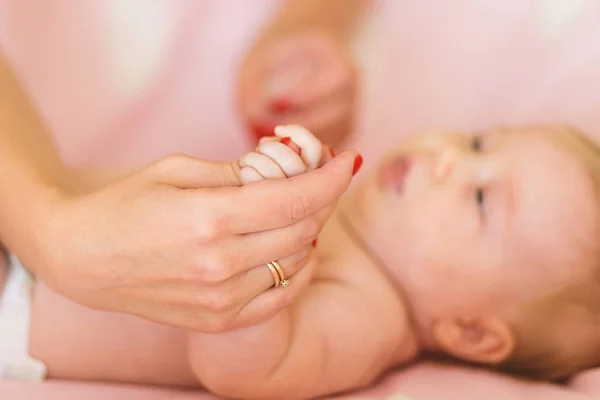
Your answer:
350,128 -> 598,314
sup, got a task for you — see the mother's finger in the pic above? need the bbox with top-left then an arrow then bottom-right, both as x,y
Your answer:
211,150 -> 357,234
113,249 -> 311,333
110,289 -> 211,331
217,203 -> 333,276
119,247 -> 310,317
159,255 -> 316,333
232,254 -> 316,329
148,153 -> 241,189
234,247 -> 310,306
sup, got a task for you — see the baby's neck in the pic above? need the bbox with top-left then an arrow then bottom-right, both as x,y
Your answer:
323,196 -> 425,363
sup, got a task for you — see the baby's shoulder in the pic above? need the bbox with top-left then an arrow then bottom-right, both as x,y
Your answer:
315,235 -> 410,325
312,251 -> 418,366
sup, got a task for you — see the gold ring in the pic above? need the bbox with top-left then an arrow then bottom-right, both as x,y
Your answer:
266,262 -> 280,288
270,260 -> 289,288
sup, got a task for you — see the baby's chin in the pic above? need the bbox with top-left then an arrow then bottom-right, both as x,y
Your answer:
337,179 -> 386,248
338,180 -> 408,271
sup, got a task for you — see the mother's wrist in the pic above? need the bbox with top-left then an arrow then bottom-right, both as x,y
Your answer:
0,174 -> 74,263
266,0 -> 364,42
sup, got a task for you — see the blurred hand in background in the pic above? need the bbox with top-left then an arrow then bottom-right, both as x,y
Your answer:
238,0 -> 367,149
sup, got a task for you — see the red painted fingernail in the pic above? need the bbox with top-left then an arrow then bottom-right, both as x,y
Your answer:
270,98 -> 292,113
329,147 -> 336,158
281,137 -> 302,156
312,239 -> 318,248
250,123 -> 275,141
352,155 -> 363,176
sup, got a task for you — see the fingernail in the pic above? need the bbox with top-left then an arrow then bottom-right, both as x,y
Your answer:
312,239 -> 318,248
281,137 -> 302,156
250,123 -> 275,141
329,147 -> 336,158
352,155 -> 363,176
270,98 -> 292,113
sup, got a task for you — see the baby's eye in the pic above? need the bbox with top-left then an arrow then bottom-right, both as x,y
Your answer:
475,188 -> 486,216
471,135 -> 483,152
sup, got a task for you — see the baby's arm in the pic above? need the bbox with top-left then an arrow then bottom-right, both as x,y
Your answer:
190,276 -> 406,400
187,126 -> 410,399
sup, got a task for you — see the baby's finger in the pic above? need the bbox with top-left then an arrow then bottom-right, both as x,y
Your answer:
258,135 -> 279,144
239,152 -> 286,180
259,136 -> 301,156
274,125 -> 322,170
257,140 -> 307,177
239,167 -> 265,185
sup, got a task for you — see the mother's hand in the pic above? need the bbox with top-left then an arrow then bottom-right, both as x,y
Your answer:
24,151 -> 358,333
239,30 -> 357,148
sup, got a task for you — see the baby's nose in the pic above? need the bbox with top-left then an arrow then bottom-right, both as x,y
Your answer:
434,148 -> 458,181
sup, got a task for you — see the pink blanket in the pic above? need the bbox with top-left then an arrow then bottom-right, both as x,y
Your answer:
1,1 -> 600,398
1,364 -> 599,399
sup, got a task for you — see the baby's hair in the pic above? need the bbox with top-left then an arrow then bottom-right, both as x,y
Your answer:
497,125 -> 600,380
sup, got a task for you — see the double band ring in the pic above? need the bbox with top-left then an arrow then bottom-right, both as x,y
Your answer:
266,260 -> 289,288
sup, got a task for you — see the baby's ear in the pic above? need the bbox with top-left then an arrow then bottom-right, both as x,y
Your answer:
432,316 -> 515,365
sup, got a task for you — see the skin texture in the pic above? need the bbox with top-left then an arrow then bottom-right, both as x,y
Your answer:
27,127 -> 414,400
347,127 -> 600,374
5,126 -> 600,400
0,53 -> 359,333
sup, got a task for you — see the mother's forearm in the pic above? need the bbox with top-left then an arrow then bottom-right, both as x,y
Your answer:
0,53 -> 73,255
265,0 -> 369,40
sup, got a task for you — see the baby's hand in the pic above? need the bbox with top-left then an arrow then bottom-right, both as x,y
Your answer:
238,125 -> 334,185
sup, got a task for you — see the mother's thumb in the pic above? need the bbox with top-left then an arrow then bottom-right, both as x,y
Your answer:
148,154 -> 241,189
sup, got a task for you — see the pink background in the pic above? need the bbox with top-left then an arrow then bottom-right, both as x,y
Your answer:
1,0 -> 600,398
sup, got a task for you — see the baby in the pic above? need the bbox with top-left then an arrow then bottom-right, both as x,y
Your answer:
1,125 -> 600,399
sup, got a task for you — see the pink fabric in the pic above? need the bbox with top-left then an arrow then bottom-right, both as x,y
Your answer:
0,0 -> 280,165
1,0 -> 600,398
0,365 -> 599,399
352,0 -> 600,173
